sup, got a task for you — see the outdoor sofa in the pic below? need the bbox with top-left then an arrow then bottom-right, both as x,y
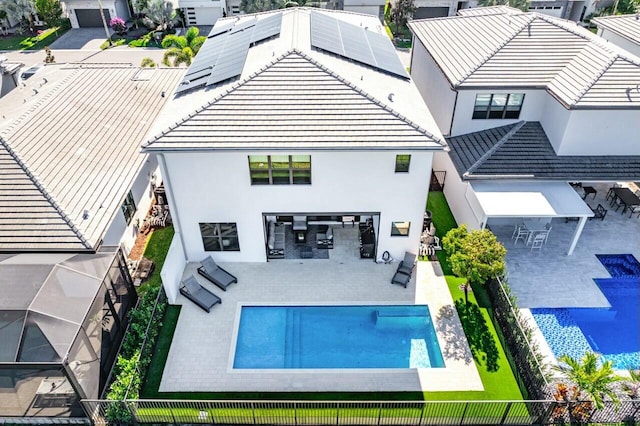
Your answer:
180,275 -> 221,313
267,221 -> 286,259
197,256 -> 238,291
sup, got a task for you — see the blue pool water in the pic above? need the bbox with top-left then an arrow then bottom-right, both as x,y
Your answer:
532,254 -> 640,369
233,305 -> 445,369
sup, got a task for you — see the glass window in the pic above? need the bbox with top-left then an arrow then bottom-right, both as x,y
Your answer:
199,223 -> 240,251
391,221 -> 411,237
473,94 -> 524,119
395,155 -> 411,173
120,191 -> 136,225
248,155 -> 311,185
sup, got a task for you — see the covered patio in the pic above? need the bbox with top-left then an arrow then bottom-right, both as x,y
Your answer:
485,182 -> 640,308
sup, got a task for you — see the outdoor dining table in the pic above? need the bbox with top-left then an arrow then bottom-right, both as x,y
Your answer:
612,187 -> 640,214
522,220 -> 548,245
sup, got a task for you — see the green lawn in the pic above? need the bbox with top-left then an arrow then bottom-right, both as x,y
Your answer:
0,27 -> 67,50
139,192 -> 522,402
138,226 -> 175,295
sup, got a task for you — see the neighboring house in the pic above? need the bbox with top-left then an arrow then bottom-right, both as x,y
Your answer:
216,0 -> 385,22
0,56 -> 22,97
413,0 -> 458,19
459,0 -> 612,21
141,8 -> 446,303
408,10 -> 640,253
62,0 -> 130,28
593,13 -> 640,57
0,63 -> 183,418
180,0 -> 226,26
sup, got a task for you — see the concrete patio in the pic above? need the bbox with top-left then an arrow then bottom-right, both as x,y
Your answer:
159,233 -> 483,393
489,183 -> 640,308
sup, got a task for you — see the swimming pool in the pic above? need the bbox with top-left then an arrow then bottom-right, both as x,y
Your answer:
233,305 -> 445,369
532,254 -> 639,369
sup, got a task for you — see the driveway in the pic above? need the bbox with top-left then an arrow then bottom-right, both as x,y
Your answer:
49,28 -> 111,50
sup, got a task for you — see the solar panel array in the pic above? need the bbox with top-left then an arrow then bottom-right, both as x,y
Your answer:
176,13 -> 283,94
310,11 -> 408,79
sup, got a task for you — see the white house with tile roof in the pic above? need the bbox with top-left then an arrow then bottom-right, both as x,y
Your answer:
593,13 -> 640,57
408,10 -> 640,254
141,8 -> 446,303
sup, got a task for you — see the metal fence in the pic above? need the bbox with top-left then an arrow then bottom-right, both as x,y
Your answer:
80,399 -> 640,425
485,277 -> 548,400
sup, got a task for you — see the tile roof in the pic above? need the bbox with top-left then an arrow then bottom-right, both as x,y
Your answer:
0,65 -> 183,251
446,121 -> 640,180
144,8 -> 445,151
145,52 -> 442,151
409,12 -> 640,108
457,5 -> 524,16
593,14 -> 640,46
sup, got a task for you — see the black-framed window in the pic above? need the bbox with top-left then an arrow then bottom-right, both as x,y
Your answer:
472,93 -> 524,119
121,191 -> 136,225
199,223 -> 240,251
249,155 -> 311,185
395,155 -> 411,173
391,221 -> 410,237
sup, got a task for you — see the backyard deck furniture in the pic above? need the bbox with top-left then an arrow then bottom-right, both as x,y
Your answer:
530,234 -> 546,251
396,252 -> 416,275
582,186 -> 597,200
589,204 -> 607,221
197,256 -> 238,291
391,270 -> 411,288
316,226 -> 334,249
300,245 -> 313,258
512,224 -> 529,246
267,221 -> 285,259
179,275 -> 221,313
611,187 -> 640,214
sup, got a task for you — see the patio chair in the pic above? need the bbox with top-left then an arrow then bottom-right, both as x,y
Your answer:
197,256 -> 238,291
316,226 -> 334,249
589,204 -> 607,221
513,225 -> 529,246
628,205 -> 640,219
391,270 -> 411,288
530,234 -> 546,251
179,275 -> 221,313
606,184 -> 621,201
396,252 -> 417,276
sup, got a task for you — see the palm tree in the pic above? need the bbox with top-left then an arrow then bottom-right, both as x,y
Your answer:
622,369 -> 640,399
143,0 -> 176,33
161,26 -> 205,66
553,352 -> 621,409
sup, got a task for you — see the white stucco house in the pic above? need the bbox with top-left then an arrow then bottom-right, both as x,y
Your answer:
61,0 -> 131,28
408,9 -> 640,254
141,8 -> 446,303
593,13 -> 640,58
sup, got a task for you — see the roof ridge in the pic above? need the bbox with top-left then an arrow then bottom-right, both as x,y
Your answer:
145,50 -> 446,148
0,136 -> 91,249
291,49 -> 446,146
464,121 -> 526,176
455,15 -> 535,86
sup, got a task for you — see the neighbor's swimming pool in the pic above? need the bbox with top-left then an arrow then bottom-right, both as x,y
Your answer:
532,254 -> 639,369
233,305 -> 445,369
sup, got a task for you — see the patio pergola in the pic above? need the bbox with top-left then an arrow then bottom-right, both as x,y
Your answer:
467,181 -> 594,255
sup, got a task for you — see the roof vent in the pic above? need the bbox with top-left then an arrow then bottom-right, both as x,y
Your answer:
82,210 -> 90,220
32,89 -> 38,95
388,93 -> 394,102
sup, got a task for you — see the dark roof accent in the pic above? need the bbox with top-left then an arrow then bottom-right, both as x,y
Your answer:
446,122 -> 640,181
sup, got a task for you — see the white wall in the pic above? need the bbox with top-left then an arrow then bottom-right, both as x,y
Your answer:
410,38 -> 457,136
558,109 -> 640,155
180,4 -> 223,25
343,4 -> 383,16
597,28 -> 640,58
450,89 -> 546,136
539,91 -> 570,153
102,156 -> 159,254
64,0 -> 118,28
162,150 -> 434,263
161,233 -> 186,303
434,152 -> 482,229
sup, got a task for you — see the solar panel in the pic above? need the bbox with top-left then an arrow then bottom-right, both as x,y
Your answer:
208,21 -> 234,38
187,33 -> 228,75
251,12 -> 282,44
338,20 -> 375,68
366,30 -> 408,78
309,10 -> 408,79
206,27 -> 253,86
231,17 -> 257,34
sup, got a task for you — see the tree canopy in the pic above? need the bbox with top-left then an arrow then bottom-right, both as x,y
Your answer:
442,224 -> 507,287
161,26 -> 206,66
4,0 -> 35,30
477,0 -> 530,12
35,0 -> 62,28
143,0 -> 177,32
389,0 -> 415,37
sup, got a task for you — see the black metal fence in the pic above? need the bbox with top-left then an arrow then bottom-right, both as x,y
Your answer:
80,399 -> 640,425
485,277 -> 548,400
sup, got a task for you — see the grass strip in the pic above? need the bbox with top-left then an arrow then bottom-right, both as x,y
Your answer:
0,27 -> 67,50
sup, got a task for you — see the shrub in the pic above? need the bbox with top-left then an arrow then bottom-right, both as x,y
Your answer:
141,57 -> 156,67
128,31 -> 154,47
109,16 -> 127,34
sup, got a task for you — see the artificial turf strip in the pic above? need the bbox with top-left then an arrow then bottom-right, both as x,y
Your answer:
141,305 -> 181,398
138,226 -> 175,295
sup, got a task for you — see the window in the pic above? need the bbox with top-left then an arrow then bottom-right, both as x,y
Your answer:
391,221 -> 410,237
472,93 -> 525,119
199,223 -> 240,251
248,155 -> 311,185
121,191 -> 136,225
395,155 -> 411,173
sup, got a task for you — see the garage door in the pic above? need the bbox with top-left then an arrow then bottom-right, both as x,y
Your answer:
414,7 -> 450,18
75,9 -> 111,27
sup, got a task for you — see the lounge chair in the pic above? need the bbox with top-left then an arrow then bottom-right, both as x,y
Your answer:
180,275 -> 221,313
396,252 -> 416,276
391,270 -> 411,288
197,256 -> 238,291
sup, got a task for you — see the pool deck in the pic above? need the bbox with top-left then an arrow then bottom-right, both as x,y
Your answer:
159,256 -> 483,393
490,182 -> 640,308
